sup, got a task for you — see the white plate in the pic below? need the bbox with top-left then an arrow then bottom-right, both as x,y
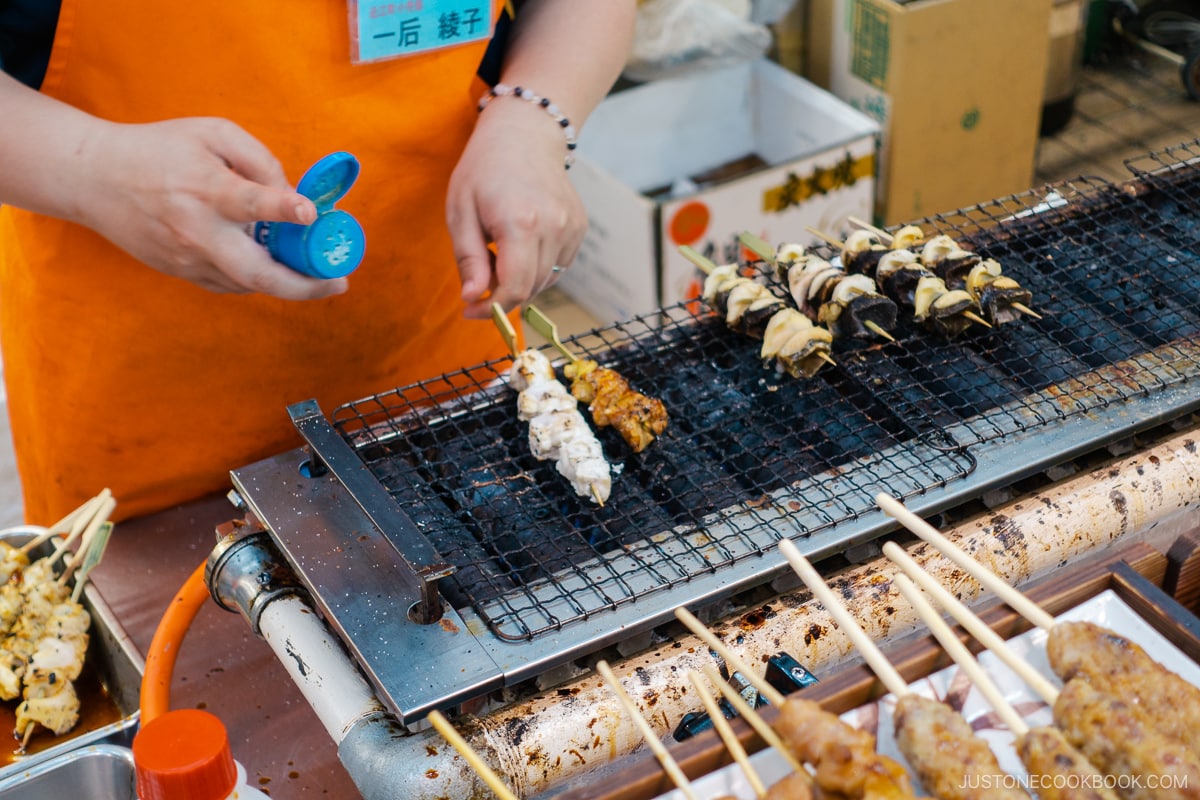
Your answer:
652,589 -> 1200,799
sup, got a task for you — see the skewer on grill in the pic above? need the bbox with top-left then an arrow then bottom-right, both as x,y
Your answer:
738,232 -> 897,343
848,219 -> 1042,324
686,670 -> 768,798
679,246 -> 836,378
778,540 -> 1026,800
524,304 -> 668,454
880,492 -> 1200,759
806,227 -> 990,338
674,606 -> 916,799
427,710 -> 520,800
892,573 -> 1121,800
597,659 -> 701,800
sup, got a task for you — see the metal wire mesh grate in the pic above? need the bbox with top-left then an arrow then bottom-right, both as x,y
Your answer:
327,149 -> 1200,643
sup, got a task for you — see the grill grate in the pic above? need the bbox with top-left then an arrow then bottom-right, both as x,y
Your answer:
328,148 -> 1200,644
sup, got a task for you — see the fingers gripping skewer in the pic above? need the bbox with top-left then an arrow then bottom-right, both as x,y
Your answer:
881,542 -> 1059,704
875,494 -> 1057,631
891,574 -> 1031,733
597,660 -> 700,800
426,710 -> 520,800
686,670 -> 768,798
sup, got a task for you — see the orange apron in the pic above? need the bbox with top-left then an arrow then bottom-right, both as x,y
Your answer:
0,1 -> 517,524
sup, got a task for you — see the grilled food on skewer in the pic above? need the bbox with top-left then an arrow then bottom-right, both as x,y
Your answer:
888,568 -> 1119,800
911,274 -> 984,338
919,234 -> 983,290
781,542 -> 1025,800
965,259 -> 1041,325
562,359 -> 667,454
1046,620 -> 1200,759
509,349 -> 611,504
1053,677 -> 1200,800
524,304 -> 668,454
741,233 -> 896,342
688,250 -> 835,378
675,607 -> 915,800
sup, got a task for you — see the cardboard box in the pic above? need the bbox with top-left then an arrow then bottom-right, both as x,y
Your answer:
559,58 -> 879,324
806,0 -> 1052,225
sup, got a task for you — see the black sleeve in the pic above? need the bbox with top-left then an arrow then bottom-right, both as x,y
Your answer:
0,0 -> 62,89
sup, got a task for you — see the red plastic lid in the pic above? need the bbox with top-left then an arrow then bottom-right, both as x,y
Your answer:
133,709 -> 238,800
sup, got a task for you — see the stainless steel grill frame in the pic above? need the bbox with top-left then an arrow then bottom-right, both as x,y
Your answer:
230,143 -> 1200,724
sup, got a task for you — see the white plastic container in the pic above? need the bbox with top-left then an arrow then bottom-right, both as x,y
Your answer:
133,709 -> 269,800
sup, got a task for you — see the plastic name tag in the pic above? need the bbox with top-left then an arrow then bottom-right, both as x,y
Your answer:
349,1 -> 494,64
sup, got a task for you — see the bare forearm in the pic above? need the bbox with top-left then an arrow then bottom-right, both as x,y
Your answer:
0,71 -> 105,222
501,0 -> 637,127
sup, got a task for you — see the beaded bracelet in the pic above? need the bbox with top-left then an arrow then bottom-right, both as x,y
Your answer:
477,83 -> 578,169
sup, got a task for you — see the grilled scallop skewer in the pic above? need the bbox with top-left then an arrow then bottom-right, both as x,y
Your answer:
524,305 -> 668,454
681,246 -> 836,379
739,232 -> 897,343
674,607 -> 917,799
850,219 -> 1041,324
809,227 -> 989,338
890,571 -> 1119,800
779,541 -> 1027,800
877,492 -> 1200,758
508,348 -> 611,505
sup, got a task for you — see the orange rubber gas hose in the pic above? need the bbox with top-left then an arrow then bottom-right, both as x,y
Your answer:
139,561 -> 210,724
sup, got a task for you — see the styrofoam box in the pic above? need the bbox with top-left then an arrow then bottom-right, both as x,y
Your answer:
559,58 -> 880,324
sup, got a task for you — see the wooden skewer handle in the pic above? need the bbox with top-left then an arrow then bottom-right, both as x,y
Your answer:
893,574 -> 1030,736
875,494 -> 1058,631
881,542 -> 1060,705
778,539 -> 909,697
700,663 -> 807,776
674,607 -> 786,707
687,671 -> 767,799
597,660 -> 699,800
426,710 -> 520,800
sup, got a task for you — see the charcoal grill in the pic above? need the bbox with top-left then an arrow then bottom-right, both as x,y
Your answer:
226,140 -> 1200,727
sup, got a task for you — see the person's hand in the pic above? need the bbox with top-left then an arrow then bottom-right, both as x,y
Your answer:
446,98 -> 587,319
73,117 -> 347,300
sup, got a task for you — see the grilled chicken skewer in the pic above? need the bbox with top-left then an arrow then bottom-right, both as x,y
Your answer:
850,219 -> 1041,324
681,246 -> 836,379
877,492 -> 1200,759
779,541 -> 1027,800
508,348 -> 611,505
525,305 -> 668,454
808,227 -> 989,338
739,232 -> 896,343
889,567 -> 1120,800
674,607 -> 917,799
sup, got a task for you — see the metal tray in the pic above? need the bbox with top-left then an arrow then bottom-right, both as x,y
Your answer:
0,527 -> 143,783
0,744 -> 135,799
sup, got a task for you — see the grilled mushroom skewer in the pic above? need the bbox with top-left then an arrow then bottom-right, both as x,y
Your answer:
681,246 -> 836,379
780,541 -> 1027,800
739,232 -> 897,343
850,219 -> 1041,324
811,227 -> 989,338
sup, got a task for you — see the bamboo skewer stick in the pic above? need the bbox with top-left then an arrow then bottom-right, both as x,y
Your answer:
875,493 -> 1057,631
893,574 -> 1034,732
686,670 -> 767,798
58,496 -> 116,585
847,216 -> 892,242
674,607 -> 786,708
597,660 -> 699,800
491,301 -> 518,357
804,226 -> 844,250
777,539 -> 909,698
426,710 -> 520,800
881,541 -> 1059,704
18,488 -> 111,555
699,664 -> 807,776
524,304 -> 581,366
1010,302 -> 1043,320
